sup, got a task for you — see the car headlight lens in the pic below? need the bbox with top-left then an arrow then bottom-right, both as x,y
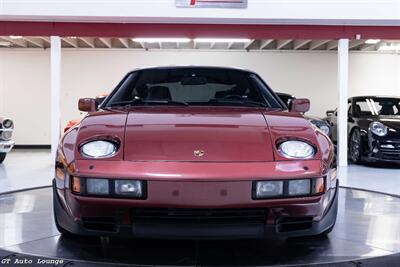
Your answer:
254,181 -> 283,198
86,178 -> 109,195
370,122 -> 388,136
278,140 -> 315,159
253,178 -> 325,199
288,179 -> 311,196
318,124 -> 331,136
80,140 -> 117,158
115,180 -> 144,197
309,120 -> 330,136
72,177 -> 146,198
0,130 -> 12,140
2,119 -> 13,129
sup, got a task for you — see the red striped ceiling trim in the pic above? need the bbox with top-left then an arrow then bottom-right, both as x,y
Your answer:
1,21 -> 399,39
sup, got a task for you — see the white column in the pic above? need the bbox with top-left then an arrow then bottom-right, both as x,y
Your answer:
50,36 -> 61,162
337,39 -> 349,167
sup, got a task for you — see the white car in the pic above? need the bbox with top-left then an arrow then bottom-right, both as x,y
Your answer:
0,118 -> 14,163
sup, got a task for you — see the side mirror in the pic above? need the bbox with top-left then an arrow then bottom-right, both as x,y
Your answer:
290,98 -> 310,113
326,110 -> 335,116
78,98 -> 97,112
95,95 -> 107,106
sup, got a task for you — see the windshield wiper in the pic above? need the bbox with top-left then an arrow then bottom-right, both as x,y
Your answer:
208,98 -> 268,108
108,99 -> 189,107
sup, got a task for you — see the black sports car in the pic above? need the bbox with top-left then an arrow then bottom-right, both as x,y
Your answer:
325,96 -> 400,164
277,92 -> 331,137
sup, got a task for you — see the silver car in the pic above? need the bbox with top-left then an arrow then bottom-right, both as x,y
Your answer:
0,118 -> 14,163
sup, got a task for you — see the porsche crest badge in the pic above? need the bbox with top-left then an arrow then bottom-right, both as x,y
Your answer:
193,150 -> 205,157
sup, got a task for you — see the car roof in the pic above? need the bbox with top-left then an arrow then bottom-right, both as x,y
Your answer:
127,65 -> 256,74
350,95 -> 400,100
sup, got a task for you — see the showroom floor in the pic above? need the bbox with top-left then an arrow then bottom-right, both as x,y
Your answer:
0,149 -> 399,196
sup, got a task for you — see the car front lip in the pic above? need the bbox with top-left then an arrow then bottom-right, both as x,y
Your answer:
366,134 -> 400,162
0,140 -> 14,153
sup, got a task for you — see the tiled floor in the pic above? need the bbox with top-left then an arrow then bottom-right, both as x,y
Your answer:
0,149 -> 399,196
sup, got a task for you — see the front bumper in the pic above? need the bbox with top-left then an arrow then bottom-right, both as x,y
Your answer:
53,179 -> 338,239
364,137 -> 400,163
0,140 -> 14,153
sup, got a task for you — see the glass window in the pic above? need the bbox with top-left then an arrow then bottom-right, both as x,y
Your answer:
354,97 -> 400,116
105,67 -> 283,108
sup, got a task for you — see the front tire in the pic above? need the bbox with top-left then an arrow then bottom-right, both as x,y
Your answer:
349,129 -> 363,164
0,153 -> 6,163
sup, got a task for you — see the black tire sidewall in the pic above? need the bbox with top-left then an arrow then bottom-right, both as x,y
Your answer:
350,129 -> 363,163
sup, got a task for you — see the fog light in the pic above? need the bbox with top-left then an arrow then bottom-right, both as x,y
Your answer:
254,181 -> 283,199
86,178 -> 109,195
288,179 -> 311,196
115,180 -> 143,198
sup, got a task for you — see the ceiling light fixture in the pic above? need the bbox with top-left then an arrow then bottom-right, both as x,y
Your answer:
0,41 -> 12,47
378,43 -> 400,51
132,38 -> 191,43
194,38 -> 251,43
365,39 -> 381,44
9,35 -> 23,39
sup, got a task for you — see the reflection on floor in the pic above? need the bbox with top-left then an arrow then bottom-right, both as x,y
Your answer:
0,187 -> 399,266
0,149 -> 52,193
339,164 -> 400,196
0,149 -> 399,195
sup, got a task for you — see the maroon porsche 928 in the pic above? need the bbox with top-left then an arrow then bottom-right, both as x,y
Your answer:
54,66 -> 338,239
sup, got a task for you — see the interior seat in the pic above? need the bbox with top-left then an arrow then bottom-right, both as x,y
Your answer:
380,104 -> 394,115
214,86 -> 247,99
147,86 -> 172,100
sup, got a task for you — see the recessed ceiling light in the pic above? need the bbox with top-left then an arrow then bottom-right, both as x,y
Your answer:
378,43 -> 400,51
9,35 -> 23,39
194,38 -> 251,43
132,38 -> 191,43
365,39 -> 381,44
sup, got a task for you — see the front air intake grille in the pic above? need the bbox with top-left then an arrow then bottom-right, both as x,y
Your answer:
82,217 -> 117,232
380,143 -> 400,160
131,208 -> 267,224
276,216 -> 314,232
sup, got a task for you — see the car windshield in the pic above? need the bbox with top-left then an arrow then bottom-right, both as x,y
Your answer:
104,67 -> 283,108
354,97 -> 400,116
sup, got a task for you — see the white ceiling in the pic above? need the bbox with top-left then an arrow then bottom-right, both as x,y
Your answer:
0,36 -> 393,51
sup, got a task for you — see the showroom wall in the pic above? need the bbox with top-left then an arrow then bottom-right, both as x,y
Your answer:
0,49 -> 399,145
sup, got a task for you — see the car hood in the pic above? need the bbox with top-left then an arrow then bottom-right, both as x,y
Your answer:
75,107 -> 320,163
124,107 -> 274,162
379,117 -> 400,131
